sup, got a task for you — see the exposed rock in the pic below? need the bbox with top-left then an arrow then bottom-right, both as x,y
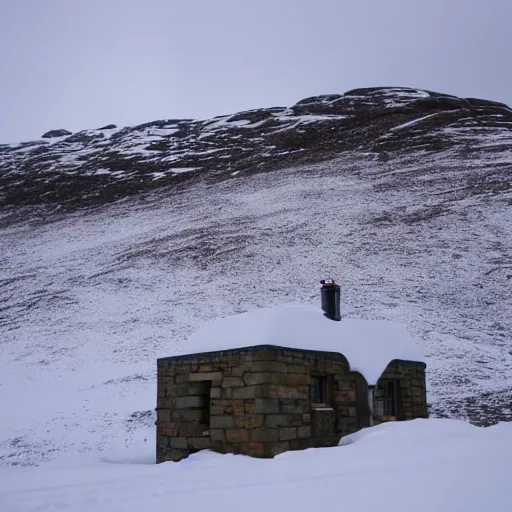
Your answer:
1,86 -> 511,212
65,131 -> 105,144
98,124 -> 117,130
41,129 -> 72,139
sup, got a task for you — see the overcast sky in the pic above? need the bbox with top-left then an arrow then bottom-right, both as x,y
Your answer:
1,0 -> 511,143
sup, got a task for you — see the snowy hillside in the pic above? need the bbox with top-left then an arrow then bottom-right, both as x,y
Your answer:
1,420 -> 511,511
1,87 -> 511,466
1,87 -> 511,213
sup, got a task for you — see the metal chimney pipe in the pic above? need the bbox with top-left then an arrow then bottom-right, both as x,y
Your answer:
320,279 -> 341,321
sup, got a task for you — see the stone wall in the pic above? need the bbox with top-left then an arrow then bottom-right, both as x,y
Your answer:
156,348 -> 427,463
335,371 -> 372,433
375,359 -> 428,423
157,346 -> 375,462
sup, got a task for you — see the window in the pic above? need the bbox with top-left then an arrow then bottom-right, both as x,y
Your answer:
188,380 -> 212,433
310,376 -> 329,405
374,380 -> 398,419
197,381 -> 212,429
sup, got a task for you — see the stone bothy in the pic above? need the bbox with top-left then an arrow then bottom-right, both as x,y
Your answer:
156,288 -> 427,463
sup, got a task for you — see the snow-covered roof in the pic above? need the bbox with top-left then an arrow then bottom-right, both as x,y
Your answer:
180,305 -> 426,385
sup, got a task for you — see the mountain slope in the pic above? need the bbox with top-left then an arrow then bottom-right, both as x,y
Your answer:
1,87 -> 511,214
0,87 -> 511,466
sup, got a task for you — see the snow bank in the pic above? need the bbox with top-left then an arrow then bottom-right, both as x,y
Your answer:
181,305 -> 425,384
1,419 -> 511,512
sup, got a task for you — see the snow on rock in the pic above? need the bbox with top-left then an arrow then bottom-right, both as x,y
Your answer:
1,419 -> 511,512
2,86 -> 511,212
170,167 -> 198,174
389,111 -> 458,131
181,305 -> 426,385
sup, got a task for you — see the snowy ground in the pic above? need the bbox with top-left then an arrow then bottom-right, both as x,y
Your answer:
1,419 -> 511,512
1,155 -> 511,466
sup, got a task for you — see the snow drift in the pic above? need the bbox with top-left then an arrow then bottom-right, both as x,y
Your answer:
1,419 -> 510,512
183,305 -> 426,385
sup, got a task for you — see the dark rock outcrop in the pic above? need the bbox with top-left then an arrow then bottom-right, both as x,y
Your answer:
41,129 -> 73,139
1,87 -> 511,212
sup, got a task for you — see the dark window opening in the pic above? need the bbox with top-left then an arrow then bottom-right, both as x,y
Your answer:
191,380 -> 212,432
374,380 -> 398,419
310,376 -> 329,405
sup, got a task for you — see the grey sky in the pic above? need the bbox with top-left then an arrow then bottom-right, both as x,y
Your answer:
1,0 -> 511,143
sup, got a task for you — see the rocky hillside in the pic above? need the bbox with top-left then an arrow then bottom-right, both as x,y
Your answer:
1,87 -> 511,465
1,87 -> 511,214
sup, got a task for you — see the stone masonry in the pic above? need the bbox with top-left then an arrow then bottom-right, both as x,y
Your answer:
376,360 -> 428,422
156,345 -> 427,463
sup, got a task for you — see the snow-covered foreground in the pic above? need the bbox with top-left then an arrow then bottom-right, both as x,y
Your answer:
1,419 -> 510,512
